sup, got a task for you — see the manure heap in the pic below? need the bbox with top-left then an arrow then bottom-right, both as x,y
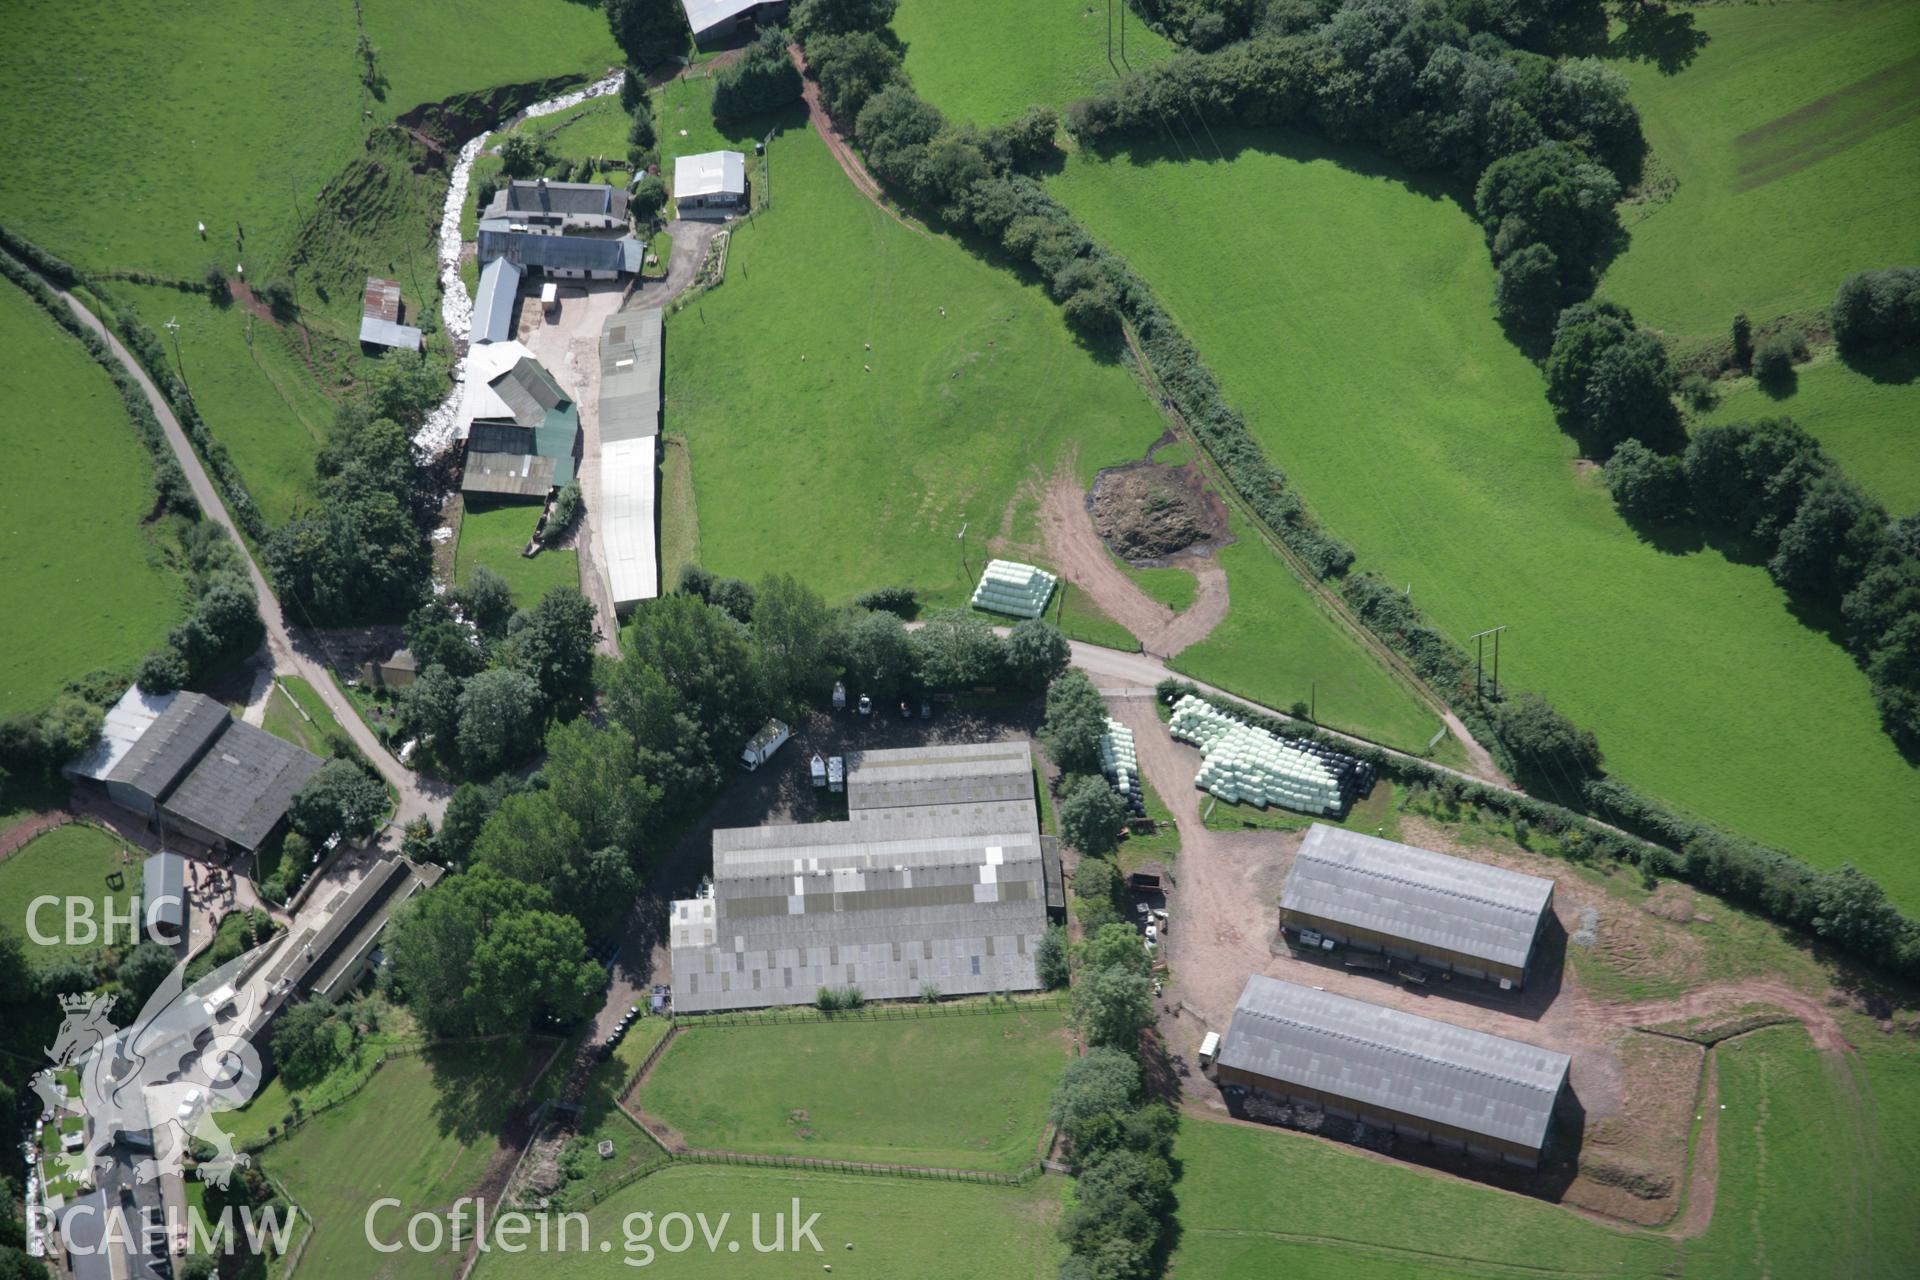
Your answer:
1168,695 -> 1372,817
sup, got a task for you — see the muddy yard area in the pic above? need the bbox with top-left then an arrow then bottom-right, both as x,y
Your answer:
1112,696 -> 1859,1234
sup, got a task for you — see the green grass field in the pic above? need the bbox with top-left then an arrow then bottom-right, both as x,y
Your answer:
1169,1115 -> 1674,1278
1047,582 -> 1142,652
100,281 -> 335,527
1693,358 -> 1920,515
638,1011 -> 1069,1173
1601,0 -> 1920,337
660,434 -> 702,588
1120,558 -> 1198,613
1050,128 -> 1920,906
0,281 -> 183,715
895,0 -> 1173,125
0,825 -> 141,962
659,96 -> 1172,610
265,1040 -> 546,1280
1172,513 -> 1445,753
0,0 -> 614,284
471,1163 -> 1064,1277
456,501 -> 580,606
261,675 -> 349,758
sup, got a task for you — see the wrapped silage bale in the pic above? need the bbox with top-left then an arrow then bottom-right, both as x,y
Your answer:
1100,717 -> 1138,798
970,559 -> 1058,618
1171,695 -> 1339,814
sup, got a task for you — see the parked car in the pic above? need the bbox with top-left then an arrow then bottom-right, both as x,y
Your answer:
857,694 -> 873,716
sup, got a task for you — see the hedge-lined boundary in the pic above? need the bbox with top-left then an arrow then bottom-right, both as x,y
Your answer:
0,243 -> 196,522
0,224 -> 267,541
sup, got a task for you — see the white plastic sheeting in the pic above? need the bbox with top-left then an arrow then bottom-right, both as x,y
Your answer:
971,559 -> 1057,618
414,71 -> 625,460
1168,695 -> 1341,814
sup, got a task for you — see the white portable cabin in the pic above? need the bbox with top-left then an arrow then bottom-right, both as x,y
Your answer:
540,281 -> 558,313
1198,1030 -> 1221,1068
740,719 -> 791,770
810,753 -> 828,788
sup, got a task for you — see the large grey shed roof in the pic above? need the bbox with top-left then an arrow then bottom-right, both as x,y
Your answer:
598,307 -> 662,443
492,357 -> 568,426
65,684 -> 177,782
1283,824 -> 1555,972
1219,976 -> 1570,1152
673,739 -> 1049,1012
161,720 -> 324,850
106,692 -> 230,799
846,740 -> 1034,812
358,316 -> 423,350
672,150 -> 746,200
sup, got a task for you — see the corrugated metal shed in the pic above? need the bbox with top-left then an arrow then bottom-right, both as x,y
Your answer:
492,357 -> 567,425
363,276 -> 402,322
64,685 -> 177,782
105,693 -> 230,801
600,437 -> 657,608
357,316 -> 423,351
846,740 -> 1034,811
457,340 -> 538,439
672,150 -> 747,200
672,740 -> 1049,1011
1283,824 -> 1554,973
680,0 -> 776,38
597,306 -> 663,611
472,257 -> 524,345
1219,975 -> 1570,1153
143,852 -> 186,937
161,719 -> 324,851
462,451 -> 558,498
598,307 -> 661,443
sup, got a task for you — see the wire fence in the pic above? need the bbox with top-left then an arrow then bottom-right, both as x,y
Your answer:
673,1148 -> 1044,1186
669,993 -> 1070,1031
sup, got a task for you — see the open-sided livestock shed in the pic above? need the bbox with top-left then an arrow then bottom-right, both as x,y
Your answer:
1217,975 -> 1571,1168
1280,823 -> 1555,988
668,740 -> 1057,1012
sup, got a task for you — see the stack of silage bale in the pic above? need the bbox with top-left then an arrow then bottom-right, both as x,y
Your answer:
970,560 -> 1058,618
1166,695 -> 1341,815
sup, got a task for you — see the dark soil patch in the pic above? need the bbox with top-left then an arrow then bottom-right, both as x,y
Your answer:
1089,462 -> 1229,563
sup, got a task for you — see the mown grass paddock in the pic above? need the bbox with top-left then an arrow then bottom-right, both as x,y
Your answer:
1046,126 -> 1920,908
636,1004 -> 1070,1174
455,500 -> 580,608
1600,0 -> 1920,337
471,1163 -> 1065,1278
658,107 -> 1171,610
894,0 -> 1173,126
261,1040 -> 547,1280
0,279 -> 182,715
1693,359 -> 1920,515
0,824 -> 140,963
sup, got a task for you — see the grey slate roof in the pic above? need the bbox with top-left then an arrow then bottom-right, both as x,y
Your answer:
598,307 -> 662,443
673,739 -> 1048,1012
488,180 -> 621,219
1282,824 -> 1555,972
106,692 -> 230,799
1219,975 -> 1570,1152
472,257 -> 524,345
161,720 -> 324,851
478,226 -> 643,274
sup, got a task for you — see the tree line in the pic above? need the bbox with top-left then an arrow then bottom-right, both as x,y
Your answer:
382,568 -> 1076,1038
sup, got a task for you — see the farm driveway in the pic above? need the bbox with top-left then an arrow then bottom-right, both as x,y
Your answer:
54,288 -> 449,828
789,43 -> 930,239
1039,462 -> 1228,658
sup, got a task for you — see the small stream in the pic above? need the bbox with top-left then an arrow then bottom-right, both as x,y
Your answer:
413,70 -> 626,459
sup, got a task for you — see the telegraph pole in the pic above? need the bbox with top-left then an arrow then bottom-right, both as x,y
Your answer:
164,316 -> 188,390
1469,626 -> 1508,701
